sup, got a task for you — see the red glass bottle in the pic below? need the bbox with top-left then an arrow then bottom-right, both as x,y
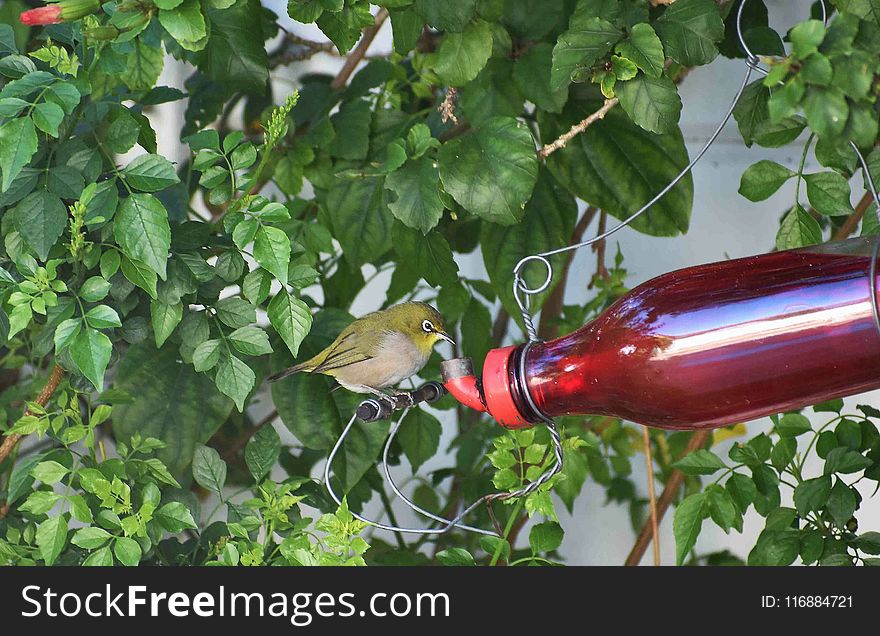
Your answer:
442,237 -> 880,430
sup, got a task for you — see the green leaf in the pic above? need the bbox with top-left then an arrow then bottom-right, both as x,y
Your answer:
11,190 -> 67,260
749,528 -> 799,566
673,492 -> 708,565
216,297 -> 256,329
83,546 -> 113,567
85,305 -> 122,329
436,547 -> 475,566
150,299 -> 183,347
32,101 -> 64,137
154,501 -> 198,532
325,176 -> 394,267
113,536 -> 142,566
706,484 -> 738,533
826,479 -> 856,528
738,160 -> 795,202
550,16 -> 620,91
541,101 -> 692,236
200,0 -> 268,94
789,19 -> 825,58
804,172 -> 853,216
328,99 -> 371,160
802,86 -> 848,138
775,204 -> 821,251
215,354 -> 255,411
31,460 -> 69,484
68,494 -> 93,523
80,276 -> 112,303
855,531 -> 880,555
0,117 -> 37,191
159,0 -> 207,50
19,490 -> 63,515
776,413 -> 812,437
824,447 -> 873,474
655,0 -> 724,66
480,169 -> 577,322
672,449 -> 726,475
315,1 -> 374,53
122,154 -> 180,192
268,289 -> 313,357
390,7 -> 422,55
245,424 -> 281,482
114,343 -> 233,474
36,515 -> 67,565
439,116 -> 539,225
726,472 -> 757,513
253,225 -> 291,285
124,40 -> 164,92
512,42 -> 568,113
529,521 -> 564,553
771,437 -> 797,471
385,157 -> 444,234
615,23 -> 665,78
397,408 -> 441,472
793,475 -> 832,516
616,73 -> 682,134
193,338 -> 221,372
432,20 -> 493,86
392,224 -> 459,287
228,326 -> 273,356
192,443 -> 227,492
121,256 -> 158,299
72,526 -> 113,549
115,194 -> 172,279
414,0 -> 476,31
70,327 -> 112,391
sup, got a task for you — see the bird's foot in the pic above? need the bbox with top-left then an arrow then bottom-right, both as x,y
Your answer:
391,391 -> 416,408
376,394 -> 398,412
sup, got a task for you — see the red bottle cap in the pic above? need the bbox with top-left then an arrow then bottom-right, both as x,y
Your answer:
482,346 -> 532,429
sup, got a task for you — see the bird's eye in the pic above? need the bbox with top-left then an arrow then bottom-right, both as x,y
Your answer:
422,319 -> 434,333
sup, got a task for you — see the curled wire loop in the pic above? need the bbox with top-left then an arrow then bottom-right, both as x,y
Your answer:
324,0 -> 880,538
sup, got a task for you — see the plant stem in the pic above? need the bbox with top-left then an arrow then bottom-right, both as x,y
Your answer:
489,499 -> 523,566
0,364 -> 65,469
794,133 -> 815,208
625,429 -> 711,566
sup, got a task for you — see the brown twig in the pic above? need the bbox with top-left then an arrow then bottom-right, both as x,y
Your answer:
589,210 -> 610,288
0,365 -> 65,468
831,191 -> 875,241
330,8 -> 389,90
538,98 -> 618,160
0,364 -> 66,519
537,207 -> 599,340
625,429 -> 711,566
641,426 -> 660,566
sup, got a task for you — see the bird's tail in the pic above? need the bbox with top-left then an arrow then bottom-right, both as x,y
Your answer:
267,362 -> 311,382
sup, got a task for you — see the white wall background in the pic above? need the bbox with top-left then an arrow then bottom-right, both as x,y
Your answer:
55,1 -> 880,564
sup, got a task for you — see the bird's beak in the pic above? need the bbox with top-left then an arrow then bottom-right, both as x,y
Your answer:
436,331 -> 455,346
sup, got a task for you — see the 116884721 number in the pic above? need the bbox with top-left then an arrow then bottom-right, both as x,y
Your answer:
762,596 -> 853,608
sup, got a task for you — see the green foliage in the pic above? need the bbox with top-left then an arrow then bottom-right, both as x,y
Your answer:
0,0 -> 877,569
675,406 -> 880,566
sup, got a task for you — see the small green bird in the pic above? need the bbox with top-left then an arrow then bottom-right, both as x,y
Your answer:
268,301 -> 454,396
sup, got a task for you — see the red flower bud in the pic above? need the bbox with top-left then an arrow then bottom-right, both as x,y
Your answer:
19,5 -> 63,26
19,0 -> 100,26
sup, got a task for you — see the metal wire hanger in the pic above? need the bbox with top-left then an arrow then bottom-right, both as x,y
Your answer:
324,0 -> 880,538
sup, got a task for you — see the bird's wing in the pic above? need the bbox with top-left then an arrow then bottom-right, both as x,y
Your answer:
309,331 -> 374,374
